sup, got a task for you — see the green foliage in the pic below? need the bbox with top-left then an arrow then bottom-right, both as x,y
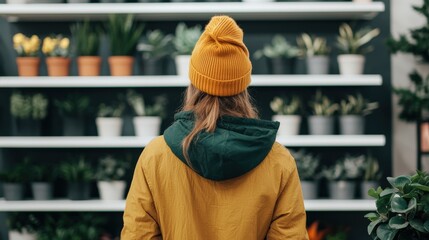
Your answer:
70,20 -> 101,56
97,102 -> 125,118
297,33 -> 330,56
28,164 -> 57,182
336,23 -> 380,55
7,213 -> 39,233
96,155 -> 129,181
393,71 -> 429,122
270,96 -> 301,115
10,92 -> 48,120
290,149 -> 320,181
320,155 -> 366,181
173,23 -> 202,55
54,94 -> 90,117
387,0 -> 429,62
126,90 -> 168,117
309,91 -> 339,116
138,29 -> 174,59
362,155 -> 382,182
254,35 -> 301,59
340,93 -> 379,116
107,14 -> 144,56
59,158 -> 93,182
365,171 -> 429,240
0,161 -> 30,183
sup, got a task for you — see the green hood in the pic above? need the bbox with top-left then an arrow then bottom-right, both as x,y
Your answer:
163,111 -> 279,181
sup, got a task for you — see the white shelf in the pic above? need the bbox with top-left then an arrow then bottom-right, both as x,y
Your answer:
0,2 -> 385,22
0,199 -> 375,212
0,135 -> 386,148
0,75 -> 383,88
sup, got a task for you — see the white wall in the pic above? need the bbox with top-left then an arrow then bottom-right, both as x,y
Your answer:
391,0 -> 428,175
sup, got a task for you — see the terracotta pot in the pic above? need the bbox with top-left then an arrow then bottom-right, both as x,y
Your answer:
77,56 -> 101,76
108,56 -> 134,76
16,57 -> 40,76
421,122 -> 429,151
46,57 -> 71,77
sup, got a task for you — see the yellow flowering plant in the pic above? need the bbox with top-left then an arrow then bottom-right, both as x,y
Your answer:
13,33 -> 40,57
42,35 -> 70,57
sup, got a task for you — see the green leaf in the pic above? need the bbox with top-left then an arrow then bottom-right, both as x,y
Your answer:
388,216 -> 409,229
410,219 -> 428,233
365,212 -> 380,221
368,218 -> 382,235
424,220 -> 429,232
380,188 -> 396,197
377,195 -> 391,214
376,223 -> 398,240
368,188 -> 380,199
391,197 -> 416,213
409,183 -> 429,192
387,176 -> 411,189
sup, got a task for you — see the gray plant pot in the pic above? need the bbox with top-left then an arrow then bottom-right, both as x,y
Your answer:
142,58 -> 164,75
361,181 -> 379,199
308,116 -> 335,135
67,182 -> 91,200
13,119 -> 41,136
328,180 -> 356,199
340,115 -> 365,135
63,117 -> 85,136
31,182 -> 53,200
269,57 -> 295,74
301,181 -> 317,199
306,55 -> 329,75
3,183 -> 24,201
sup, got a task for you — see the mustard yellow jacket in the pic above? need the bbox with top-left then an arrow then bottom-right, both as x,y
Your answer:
122,112 -> 308,240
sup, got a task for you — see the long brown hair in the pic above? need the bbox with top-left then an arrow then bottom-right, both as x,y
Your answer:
181,85 -> 258,165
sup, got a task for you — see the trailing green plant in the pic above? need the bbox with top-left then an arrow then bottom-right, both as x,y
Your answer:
290,149 -> 320,181
365,171 -> 429,240
270,96 -> 301,115
393,71 -> 429,122
70,20 -> 101,56
173,23 -> 202,55
7,213 -> 39,234
54,94 -> 90,117
96,155 -> 129,181
0,161 -> 30,183
10,92 -> 48,120
387,0 -> 429,62
107,14 -> 144,56
297,33 -> 330,56
138,29 -> 174,59
254,35 -> 301,59
320,155 -> 365,181
336,23 -> 380,55
309,91 -> 339,116
126,90 -> 168,117
59,158 -> 93,182
97,102 -> 125,118
340,93 -> 379,116
362,155 -> 382,182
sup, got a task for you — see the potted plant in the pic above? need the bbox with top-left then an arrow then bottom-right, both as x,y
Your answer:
297,33 -> 330,75
336,23 -> 380,75
126,90 -> 168,137
59,158 -> 93,200
270,96 -> 301,136
360,155 -> 381,199
28,164 -> 55,200
0,163 -> 29,201
7,213 -> 38,240
308,91 -> 338,135
13,33 -> 41,77
291,149 -> 320,199
71,20 -> 102,76
254,35 -> 301,74
96,156 -> 129,200
173,23 -> 202,76
339,93 -> 378,135
365,171 -> 429,240
10,92 -> 48,136
96,103 -> 125,137
54,95 -> 90,136
42,35 -> 71,77
137,30 -> 174,75
107,14 -> 144,76
321,155 -> 365,199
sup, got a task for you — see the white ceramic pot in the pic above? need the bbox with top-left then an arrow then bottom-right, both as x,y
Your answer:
133,116 -> 162,137
175,55 -> 191,76
97,181 -> 127,200
272,115 -> 301,136
338,54 -> 365,75
9,230 -> 36,240
353,0 -> 372,3
96,117 -> 123,137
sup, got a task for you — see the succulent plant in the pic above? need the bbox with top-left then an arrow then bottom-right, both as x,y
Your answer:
270,96 -> 301,115
336,23 -> 380,55
297,33 -> 330,56
173,23 -> 202,55
10,92 -> 48,120
254,35 -> 301,59
362,155 -> 382,181
54,94 -> 90,117
320,155 -> 366,181
70,20 -> 101,56
309,91 -> 339,116
340,93 -> 379,116
138,29 -> 174,60
290,149 -> 320,181
107,14 -> 144,56
59,157 -> 93,182
96,155 -> 129,181
97,102 -> 125,118
126,90 -> 168,117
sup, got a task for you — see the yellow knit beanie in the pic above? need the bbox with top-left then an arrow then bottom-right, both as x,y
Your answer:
189,15 -> 252,97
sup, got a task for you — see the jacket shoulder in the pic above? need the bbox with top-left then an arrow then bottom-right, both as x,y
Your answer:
265,142 -> 297,175
138,136 -> 170,165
